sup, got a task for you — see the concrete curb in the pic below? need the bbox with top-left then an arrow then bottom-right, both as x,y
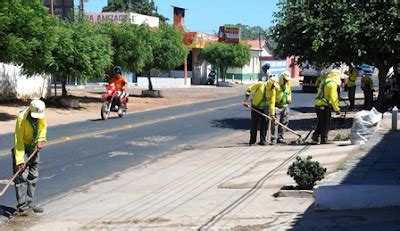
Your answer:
275,189 -> 313,198
314,184 -> 400,210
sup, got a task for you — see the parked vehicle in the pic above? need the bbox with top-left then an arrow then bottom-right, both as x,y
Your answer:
300,63 -> 347,93
207,70 -> 216,85
100,83 -> 126,120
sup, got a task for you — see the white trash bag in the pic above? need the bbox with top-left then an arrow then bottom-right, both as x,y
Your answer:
350,107 -> 382,145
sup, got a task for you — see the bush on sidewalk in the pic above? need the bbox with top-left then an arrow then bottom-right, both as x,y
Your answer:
287,156 -> 326,190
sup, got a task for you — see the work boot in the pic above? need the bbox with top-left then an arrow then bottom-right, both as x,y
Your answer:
31,205 -> 44,213
277,137 -> 286,144
311,135 -> 319,144
258,141 -> 267,146
320,139 -> 334,144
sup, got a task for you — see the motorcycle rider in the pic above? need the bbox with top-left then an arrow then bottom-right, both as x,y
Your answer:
108,66 -> 129,113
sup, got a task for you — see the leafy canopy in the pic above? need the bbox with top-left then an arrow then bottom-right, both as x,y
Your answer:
270,0 -> 399,68
98,21 -> 152,73
142,24 -> 187,90
50,20 -> 113,82
270,0 -> 400,107
203,42 -> 251,69
102,0 -> 168,22
145,24 -> 187,72
0,0 -> 58,75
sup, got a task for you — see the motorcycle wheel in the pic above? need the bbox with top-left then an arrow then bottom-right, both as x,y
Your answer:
101,101 -> 110,120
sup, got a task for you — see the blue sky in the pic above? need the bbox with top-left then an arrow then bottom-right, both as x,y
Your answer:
77,0 -> 280,34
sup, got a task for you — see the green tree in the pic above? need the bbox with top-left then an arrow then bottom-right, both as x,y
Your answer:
142,24 -> 187,91
203,42 -> 251,82
0,0 -> 58,75
270,0 -> 400,110
102,0 -> 168,22
98,21 -> 152,75
49,20 -> 113,97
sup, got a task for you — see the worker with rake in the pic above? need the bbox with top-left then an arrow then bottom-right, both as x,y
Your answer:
12,99 -> 47,216
243,75 -> 279,146
272,71 -> 292,144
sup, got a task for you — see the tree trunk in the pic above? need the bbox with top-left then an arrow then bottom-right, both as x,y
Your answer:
220,66 -> 225,82
375,65 -> 390,112
60,73 -> 68,98
53,75 -> 57,97
147,71 -> 153,91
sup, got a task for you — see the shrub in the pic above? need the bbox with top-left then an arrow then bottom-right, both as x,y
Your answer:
333,133 -> 349,141
287,156 -> 327,190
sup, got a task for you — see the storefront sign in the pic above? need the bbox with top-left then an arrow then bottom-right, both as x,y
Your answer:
218,26 -> 241,43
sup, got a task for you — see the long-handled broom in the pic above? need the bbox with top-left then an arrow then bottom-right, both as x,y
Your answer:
243,104 -> 306,144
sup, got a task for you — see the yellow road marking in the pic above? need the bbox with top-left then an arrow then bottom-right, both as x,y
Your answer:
0,103 -> 240,157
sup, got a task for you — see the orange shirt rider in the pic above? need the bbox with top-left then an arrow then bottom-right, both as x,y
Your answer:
109,74 -> 127,92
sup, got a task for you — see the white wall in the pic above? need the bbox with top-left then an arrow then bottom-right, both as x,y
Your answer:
136,71 -> 192,88
137,77 -> 191,88
227,49 -> 261,75
0,63 -> 50,100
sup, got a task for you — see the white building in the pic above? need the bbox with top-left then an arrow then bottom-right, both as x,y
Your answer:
0,63 -> 50,100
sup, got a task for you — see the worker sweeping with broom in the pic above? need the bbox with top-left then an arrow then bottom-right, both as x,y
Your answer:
243,75 -> 279,146
12,99 -> 47,216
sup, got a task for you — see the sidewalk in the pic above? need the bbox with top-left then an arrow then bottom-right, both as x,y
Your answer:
294,118 -> 400,230
3,84 -> 400,230
2,129 -> 358,230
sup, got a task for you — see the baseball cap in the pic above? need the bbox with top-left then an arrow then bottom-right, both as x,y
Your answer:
29,99 -> 45,119
280,71 -> 291,80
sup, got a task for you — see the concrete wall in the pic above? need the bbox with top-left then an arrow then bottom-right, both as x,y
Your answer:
136,71 -> 192,88
0,63 -> 50,100
226,49 -> 261,82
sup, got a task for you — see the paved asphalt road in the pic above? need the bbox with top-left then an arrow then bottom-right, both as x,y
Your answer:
0,85 -> 317,214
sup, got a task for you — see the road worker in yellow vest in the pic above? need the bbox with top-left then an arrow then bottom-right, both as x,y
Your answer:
361,72 -> 374,110
311,69 -> 341,144
272,71 -> 292,144
315,71 -> 327,90
243,75 -> 278,145
345,66 -> 359,110
13,99 -> 47,216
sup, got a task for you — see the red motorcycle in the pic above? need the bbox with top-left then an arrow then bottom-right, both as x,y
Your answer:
100,83 -> 127,120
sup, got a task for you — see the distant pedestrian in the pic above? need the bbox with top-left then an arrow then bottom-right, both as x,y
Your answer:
13,99 -> 47,216
312,70 -> 341,144
272,71 -> 292,144
243,76 -> 278,145
261,63 -> 271,80
361,72 -> 374,110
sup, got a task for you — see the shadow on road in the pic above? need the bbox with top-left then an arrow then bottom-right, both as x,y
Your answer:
210,114 -> 352,132
211,117 -> 250,130
0,205 -> 15,218
0,113 -> 16,122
